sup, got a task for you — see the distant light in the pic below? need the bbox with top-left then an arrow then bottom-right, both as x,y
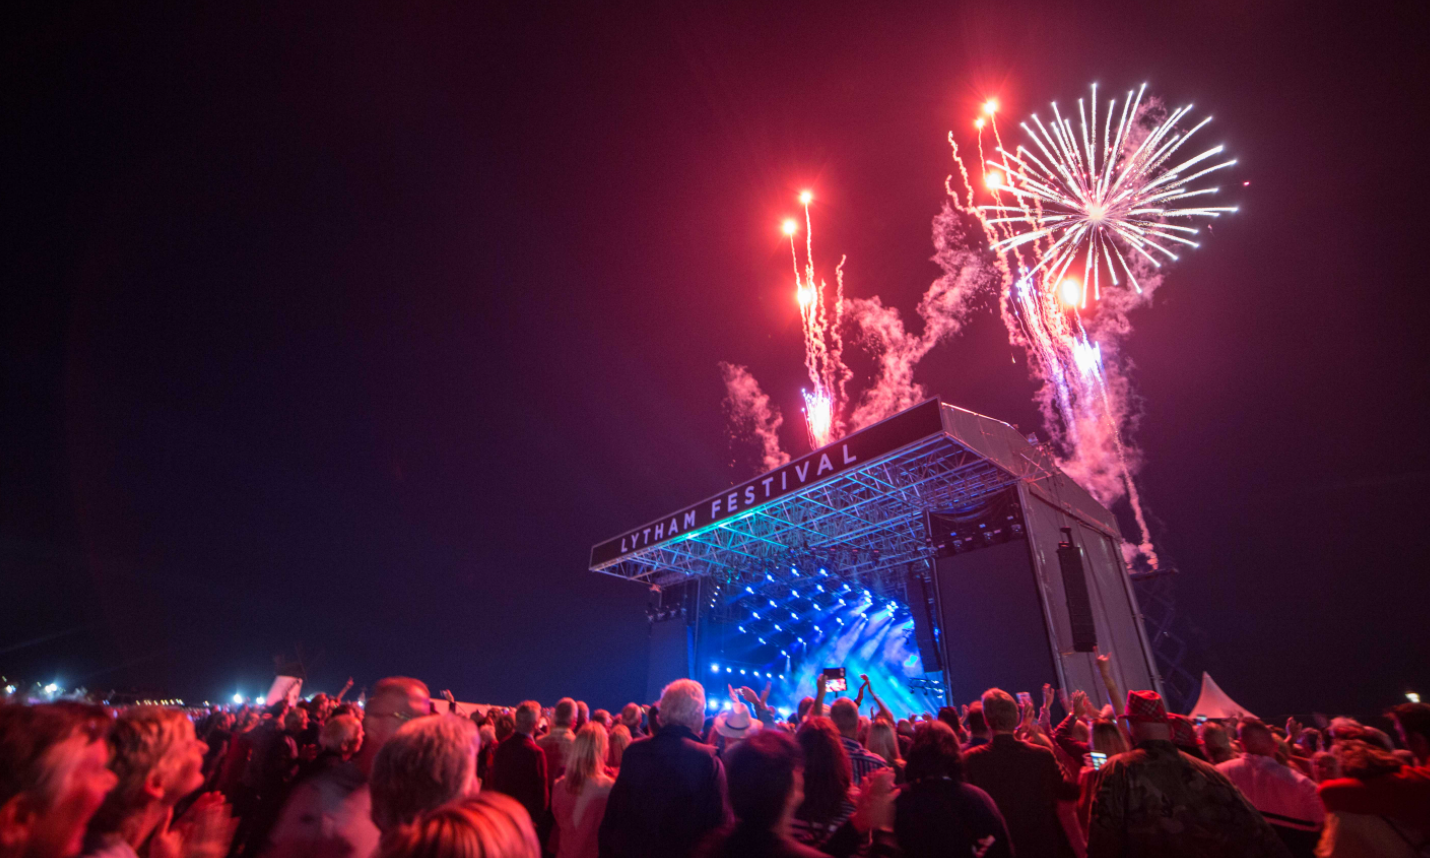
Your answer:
725,667 -> 732,673
232,693 -> 244,704
779,675 -> 786,680
711,663 -> 720,673
44,683 -> 58,694
1409,692 -> 1422,704
799,190 -> 813,205
256,696 -> 266,705
983,98 -> 999,115
782,219 -> 798,236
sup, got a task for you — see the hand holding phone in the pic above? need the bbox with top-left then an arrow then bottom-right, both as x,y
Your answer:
1089,751 -> 1107,770
822,667 -> 847,693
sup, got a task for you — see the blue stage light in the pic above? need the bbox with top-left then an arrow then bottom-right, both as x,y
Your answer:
789,611 -> 798,620
818,568 -> 828,576
759,637 -> 766,644
711,663 -> 720,672
738,626 -> 745,633
774,623 -> 782,631
740,669 -> 747,674
745,586 -> 754,593
726,667 -> 733,673
752,611 -> 761,618
769,599 -> 777,607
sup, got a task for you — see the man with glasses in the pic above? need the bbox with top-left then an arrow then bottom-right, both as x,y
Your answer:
265,677 -> 430,858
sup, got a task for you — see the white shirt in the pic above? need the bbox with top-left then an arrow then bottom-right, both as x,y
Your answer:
1216,752 -> 1325,831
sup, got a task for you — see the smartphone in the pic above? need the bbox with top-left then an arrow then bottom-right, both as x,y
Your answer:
1089,751 -> 1107,770
1016,691 -> 1034,708
822,667 -> 847,693
1195,715 -> 1208,724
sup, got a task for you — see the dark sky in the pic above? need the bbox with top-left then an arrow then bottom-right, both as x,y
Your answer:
4,2 -> 1427,717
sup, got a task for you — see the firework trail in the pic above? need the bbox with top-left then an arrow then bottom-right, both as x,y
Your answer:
785,193 -> 852,448
951,86 -> 1236,568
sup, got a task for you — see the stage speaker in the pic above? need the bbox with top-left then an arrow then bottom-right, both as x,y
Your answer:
933,539 -> 1059,706
908,573 -> 943,672
1057,528 -> 1098,652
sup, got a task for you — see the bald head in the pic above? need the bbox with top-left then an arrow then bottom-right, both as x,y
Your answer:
361,677 -> 431,769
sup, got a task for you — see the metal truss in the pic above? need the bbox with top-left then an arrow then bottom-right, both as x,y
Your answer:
593,434 -> 1024,588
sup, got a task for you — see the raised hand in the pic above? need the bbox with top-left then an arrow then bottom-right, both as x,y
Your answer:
151,793 -> 236,858
853,768 -> 898,833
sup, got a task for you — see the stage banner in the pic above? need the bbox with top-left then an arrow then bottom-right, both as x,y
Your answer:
591,398 -> 943,567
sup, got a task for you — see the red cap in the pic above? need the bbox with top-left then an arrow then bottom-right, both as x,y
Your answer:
1124,690 -> 1168,723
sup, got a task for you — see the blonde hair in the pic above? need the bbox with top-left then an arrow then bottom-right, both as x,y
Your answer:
86,707 -> 195,837
607,724 -> 632,768
562,723 -> 609,794
376,792 -> 538,858
866,719 -> 901,764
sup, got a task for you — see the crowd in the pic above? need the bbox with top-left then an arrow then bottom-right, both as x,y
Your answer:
3,657 -> 1427,858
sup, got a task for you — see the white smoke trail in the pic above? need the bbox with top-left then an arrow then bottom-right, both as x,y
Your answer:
847,206 -> 992,430
719,362 -> 790,473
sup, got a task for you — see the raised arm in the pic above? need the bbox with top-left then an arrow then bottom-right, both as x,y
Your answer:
859,675 -> 894,723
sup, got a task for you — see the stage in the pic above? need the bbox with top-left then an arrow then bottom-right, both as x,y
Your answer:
590,399 -> 1161,715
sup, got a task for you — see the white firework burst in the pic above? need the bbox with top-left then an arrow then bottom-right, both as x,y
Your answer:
982,83 -> 1237,305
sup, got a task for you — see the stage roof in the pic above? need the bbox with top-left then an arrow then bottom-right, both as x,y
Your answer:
590,399 -> 1121,587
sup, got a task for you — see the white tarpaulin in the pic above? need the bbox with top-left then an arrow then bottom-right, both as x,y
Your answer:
1188,671 -> 1257,720
266,675 -> 303,706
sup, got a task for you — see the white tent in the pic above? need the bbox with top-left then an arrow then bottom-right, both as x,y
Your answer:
1188,672 -> 1257,720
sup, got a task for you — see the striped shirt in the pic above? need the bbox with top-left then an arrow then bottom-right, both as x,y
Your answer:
841,736 -> 889,786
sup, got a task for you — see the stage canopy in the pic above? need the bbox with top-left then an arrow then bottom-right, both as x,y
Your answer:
591,398 -> 1116,586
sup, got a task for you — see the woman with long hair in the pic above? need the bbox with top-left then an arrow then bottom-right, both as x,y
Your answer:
790,717 -> 864,856
1076,718 -> 1130,837
606,724 -> 631,771
864,720 -> 904,785
893,721 -> 1011,858
549,723 -> 614,858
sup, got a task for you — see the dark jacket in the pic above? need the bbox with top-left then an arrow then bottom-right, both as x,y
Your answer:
488,733 -> 550,824
598,723 -> 729,858
894,778 -> 1013,858
964,733 -> 1079,858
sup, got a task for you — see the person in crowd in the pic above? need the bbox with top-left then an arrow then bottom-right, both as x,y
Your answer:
1316,739 -> 1428,857
863,720 -> 904,786
198,713 -> 235,787
1215,719 -> 1324,857
1199,720 -> 1238,764
482,712 -> 515,786
963,688 -> 1079,857
0,702 -> 117,858
892,720 -> 1011,858
1312,750 -> 1342,782
826,700 -> 886,788
374,793 -> 539,858
617,705 -> 645,739
1086,690 -> 1290,858
234,704 -> 305,853
369,715 -> 480,834
488,702 -> 549,837
551,724 -> 614,858
788,717 -> 861,855
1168,714 -> 1207,760
1074,718 -> 1129,837
710,699 -> 761,759
695,730 -> 824,858
606,726 -> 631,772
590,711 -> 612,731
1389,702 -> 1430,766
538,699 -> 579,789
575,702 -> 590,733
476,724 -> 497,783
961,702 -> 990,750
264,676 -> 430,858
598,679 -> 728,858
82,706 -> 235,858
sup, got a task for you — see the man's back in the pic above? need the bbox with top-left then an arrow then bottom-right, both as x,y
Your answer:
1087,739 -> 1292,858
963,733 -> 1077,858
598,724 -> 728,858
537,726 -> 576,787
488,733 -> 549,824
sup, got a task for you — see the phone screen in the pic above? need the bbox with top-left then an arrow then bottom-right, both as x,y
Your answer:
823,667 -> 847,692
1016,691 -> 1034,707
1090,752 -> 1107,770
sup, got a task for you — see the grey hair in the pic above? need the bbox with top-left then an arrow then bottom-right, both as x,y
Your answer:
370,715 -> 479,832
658,680 -> 706,732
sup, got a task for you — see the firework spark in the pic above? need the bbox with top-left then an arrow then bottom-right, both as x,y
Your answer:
787,192 -> 851,448
982,83 -> 1237,307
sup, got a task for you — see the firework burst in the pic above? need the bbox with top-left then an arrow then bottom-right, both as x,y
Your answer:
982,83 -> 1237,307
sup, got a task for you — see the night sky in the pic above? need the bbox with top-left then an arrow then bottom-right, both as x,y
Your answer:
5,2 -> 1428,718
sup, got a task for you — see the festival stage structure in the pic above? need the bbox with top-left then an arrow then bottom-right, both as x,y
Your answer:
590,399 -> 1161,713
